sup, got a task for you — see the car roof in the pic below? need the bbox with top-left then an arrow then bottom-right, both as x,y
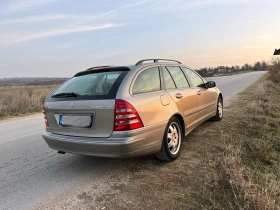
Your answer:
74,59 -> 190,77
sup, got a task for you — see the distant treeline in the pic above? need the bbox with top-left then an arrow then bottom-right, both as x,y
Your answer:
195,61 -> 270,77
0,77 -> 69,87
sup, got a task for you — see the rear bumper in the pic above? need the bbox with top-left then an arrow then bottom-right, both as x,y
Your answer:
42,122 -> 166,158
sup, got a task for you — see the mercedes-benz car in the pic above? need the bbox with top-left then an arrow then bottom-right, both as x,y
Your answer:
42,59 -> 223,161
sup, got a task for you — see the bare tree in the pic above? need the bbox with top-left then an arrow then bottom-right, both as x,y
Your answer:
260,61 -> 267,71
269,57 -> 280,83
271,57 -> 280,71
253,62 -> 261,70
235,65 -> 240,71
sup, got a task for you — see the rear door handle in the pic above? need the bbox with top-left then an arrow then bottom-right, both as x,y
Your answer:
175,93 -> 183,99
197,91 -> 202,96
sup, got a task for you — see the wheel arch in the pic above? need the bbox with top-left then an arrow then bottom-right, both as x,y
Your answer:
219,93 -> 223,104
173,114 -> 185,137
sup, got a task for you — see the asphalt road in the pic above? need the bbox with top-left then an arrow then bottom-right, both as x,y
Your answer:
0,71 -> 267,210
207,71 -> 267,100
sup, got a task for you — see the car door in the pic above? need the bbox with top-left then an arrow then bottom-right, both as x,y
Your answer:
162,66 -> 200,129
182,67 -> 217,121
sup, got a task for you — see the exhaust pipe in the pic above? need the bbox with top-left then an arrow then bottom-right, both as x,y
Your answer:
58,151 -> 65,154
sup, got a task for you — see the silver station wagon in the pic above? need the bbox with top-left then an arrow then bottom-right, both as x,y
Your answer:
42,59 -> 223,161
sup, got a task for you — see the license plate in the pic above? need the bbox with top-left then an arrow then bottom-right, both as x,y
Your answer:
59,115 -> 93,128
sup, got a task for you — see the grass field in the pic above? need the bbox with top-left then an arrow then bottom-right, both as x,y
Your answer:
201,69 -> 280,209
0,86 -> 56,120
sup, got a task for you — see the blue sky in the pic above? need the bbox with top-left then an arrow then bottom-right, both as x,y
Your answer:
0,0 -> 279,77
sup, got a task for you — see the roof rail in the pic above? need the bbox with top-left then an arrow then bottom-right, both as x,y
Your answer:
136,59 -> 182,66
85,66 -> 114,71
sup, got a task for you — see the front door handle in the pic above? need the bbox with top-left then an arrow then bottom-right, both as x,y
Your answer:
197,91 -> 202,96
175,93 -> 183,99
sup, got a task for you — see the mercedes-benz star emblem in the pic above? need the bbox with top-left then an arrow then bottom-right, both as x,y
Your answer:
68,101 -> 74,109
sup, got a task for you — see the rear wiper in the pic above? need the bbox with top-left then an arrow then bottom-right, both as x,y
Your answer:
51,92 -> 79,98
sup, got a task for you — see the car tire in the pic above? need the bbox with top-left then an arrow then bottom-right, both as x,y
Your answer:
155,117 -> 183,162
212,96 -> 223,121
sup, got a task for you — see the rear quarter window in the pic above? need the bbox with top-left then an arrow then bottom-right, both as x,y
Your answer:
132,67 -> 161,95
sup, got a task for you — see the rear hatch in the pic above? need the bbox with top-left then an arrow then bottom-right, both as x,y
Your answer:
44,67 -> 129,138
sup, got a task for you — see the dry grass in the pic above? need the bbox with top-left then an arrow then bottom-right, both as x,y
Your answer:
268,58 -> 280,84
202,70 -> 280,209
0,86 -> 56,120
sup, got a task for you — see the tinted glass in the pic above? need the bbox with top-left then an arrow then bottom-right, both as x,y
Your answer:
183,68 -> 205,87
162,67 -> 176,89
52,71 -> 122,96
132,67 -> 161,94
166,67 -> 189,88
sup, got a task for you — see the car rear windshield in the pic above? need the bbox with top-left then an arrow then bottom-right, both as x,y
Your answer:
47,70 -> 128,101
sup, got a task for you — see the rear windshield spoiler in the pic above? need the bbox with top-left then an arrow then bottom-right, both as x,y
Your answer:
74,67 -> 131,77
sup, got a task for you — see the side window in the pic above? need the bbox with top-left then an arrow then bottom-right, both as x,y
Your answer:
132,67 -> 161,95
166,67 -> 190,88
182,68 -> 205,87
162,67 -> 176,89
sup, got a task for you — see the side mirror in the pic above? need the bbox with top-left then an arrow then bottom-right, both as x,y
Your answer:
206,81 -> 216,88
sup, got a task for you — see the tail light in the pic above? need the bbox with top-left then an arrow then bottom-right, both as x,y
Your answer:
114,99 -> 143,131
43,103 -> 49,127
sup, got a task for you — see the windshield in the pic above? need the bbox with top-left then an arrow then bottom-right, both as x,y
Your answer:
47,70 -> 128,101
53,71 -> 122,96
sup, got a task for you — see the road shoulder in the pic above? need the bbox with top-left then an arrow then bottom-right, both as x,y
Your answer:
0,113 -> 42,125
